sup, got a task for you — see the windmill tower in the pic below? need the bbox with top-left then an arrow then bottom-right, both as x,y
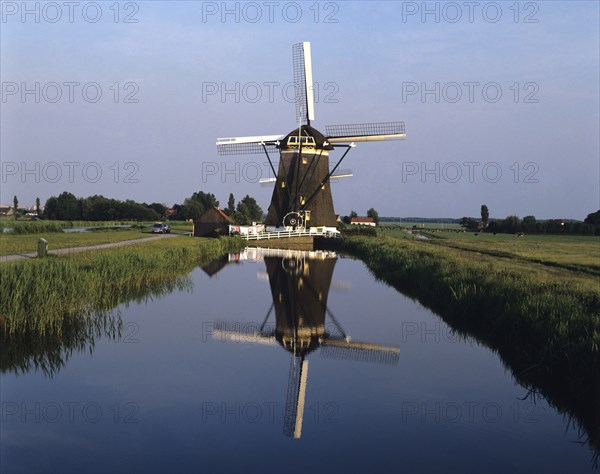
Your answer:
216,42 -> 406,230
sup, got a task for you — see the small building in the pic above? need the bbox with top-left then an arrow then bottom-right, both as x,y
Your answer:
193,206 -> 233,237
350,217 -> 376,227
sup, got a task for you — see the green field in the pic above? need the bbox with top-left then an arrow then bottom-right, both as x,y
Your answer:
380,226 -> 600,276
379,221 -> 463,230
0,220 -> 194,257
0,230 -> 153,257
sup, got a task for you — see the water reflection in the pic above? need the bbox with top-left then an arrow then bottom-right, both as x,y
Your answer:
212,248 -> 400,438
0,277 -> 192,378
0,310 -> 122,377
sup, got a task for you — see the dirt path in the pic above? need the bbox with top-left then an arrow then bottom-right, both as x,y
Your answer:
0,234 -> 179,263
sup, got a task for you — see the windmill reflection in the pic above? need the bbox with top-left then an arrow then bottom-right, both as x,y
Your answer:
212,248 -> 400,438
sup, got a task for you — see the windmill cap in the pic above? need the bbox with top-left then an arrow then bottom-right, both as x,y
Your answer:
281,125 -> 334,150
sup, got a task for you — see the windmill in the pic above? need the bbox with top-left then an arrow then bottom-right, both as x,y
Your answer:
216,42 -> 406,230
212,249 -> 400,438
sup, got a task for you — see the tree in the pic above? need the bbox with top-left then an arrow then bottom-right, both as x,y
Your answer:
367,207 -> 379,225
35,197 -> 41,216
584,210 -> 600,235
342,215 -> 351,225
190,191 -> 219,215
584,210 -> 600,226
53,192 -> 80,220
236,195 -> 263,224
503,215 -> 521,234
459,216 -> 478,230
182,198 -> 203,220
350,210 -> 358,218
480,204 -> 489,227
227,193 -> 235,215
148,203 -> 167,219
522,215 -> 536,233
13,195 -> 18,220
43,197 -> 58,220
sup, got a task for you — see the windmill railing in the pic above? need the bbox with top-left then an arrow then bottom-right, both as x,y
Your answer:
240,229 -> 339,241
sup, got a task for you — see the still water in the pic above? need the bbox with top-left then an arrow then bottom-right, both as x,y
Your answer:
1,248 -> 596,473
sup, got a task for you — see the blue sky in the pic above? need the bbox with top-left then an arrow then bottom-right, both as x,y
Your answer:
1,1 -> 598,219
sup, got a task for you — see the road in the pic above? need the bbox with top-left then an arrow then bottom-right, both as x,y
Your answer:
0,234 -> 179,263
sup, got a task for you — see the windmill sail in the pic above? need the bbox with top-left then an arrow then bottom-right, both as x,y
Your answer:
259,169 -> 353,185
325,122 -> 406,143
293,42 -> 315,126
216,135 -> 282,156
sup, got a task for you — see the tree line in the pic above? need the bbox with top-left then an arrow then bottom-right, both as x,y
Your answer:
36,191 -> 263,225
43,192 -> 164,221
460,205 -> 599,235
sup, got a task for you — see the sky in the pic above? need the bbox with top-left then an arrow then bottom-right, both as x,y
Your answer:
1,0 -> 599,220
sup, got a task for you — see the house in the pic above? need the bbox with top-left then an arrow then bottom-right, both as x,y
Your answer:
0,206 -> 14,216
193,206 -> 233,237
350,217 -> 376,227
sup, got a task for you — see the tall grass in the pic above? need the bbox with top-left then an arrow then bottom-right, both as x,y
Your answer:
0,221 -> 66,234
0,220 -> 143,234
0,237 -> 244,338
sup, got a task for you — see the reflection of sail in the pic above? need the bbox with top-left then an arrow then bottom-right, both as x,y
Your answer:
284,356 -> 309,438
320,340 -> 400,365
214,248 -> 400,439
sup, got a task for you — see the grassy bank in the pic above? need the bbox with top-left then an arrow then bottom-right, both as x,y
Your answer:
336,235 -> 599,365
0,236 -> 245,338
333,235 -> 600,454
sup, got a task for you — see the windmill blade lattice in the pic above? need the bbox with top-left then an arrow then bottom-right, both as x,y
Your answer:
325,122 -> 406,140
217,141 -> 278,156
320,341 -> 400,365
292,42 -> 315,125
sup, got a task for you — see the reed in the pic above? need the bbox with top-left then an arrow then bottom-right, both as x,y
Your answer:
0,237 -> 245,338
0,220 -> 144,235
0,221 -> 66,234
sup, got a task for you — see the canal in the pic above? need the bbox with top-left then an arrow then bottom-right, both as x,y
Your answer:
0,248 -> 596,473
